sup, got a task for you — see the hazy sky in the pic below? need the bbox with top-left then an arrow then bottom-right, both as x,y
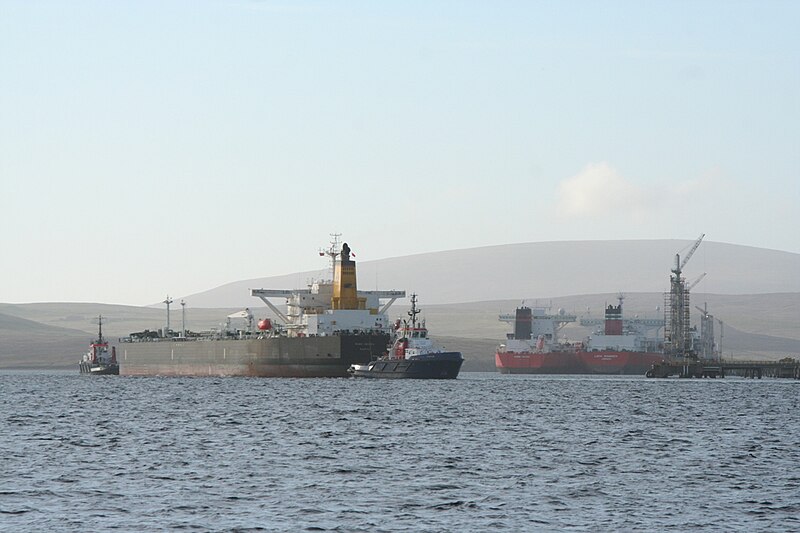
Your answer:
1,1 -> 798,305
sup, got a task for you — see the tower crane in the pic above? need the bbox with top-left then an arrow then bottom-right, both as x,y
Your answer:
665,233 -> 705,357
688,272 -> 707,291
681,233 -> 705,270
672,233 -> 705,278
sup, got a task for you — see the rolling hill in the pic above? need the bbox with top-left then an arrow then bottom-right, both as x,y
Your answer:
0,312 -> 90,368
174,239 -> 800,308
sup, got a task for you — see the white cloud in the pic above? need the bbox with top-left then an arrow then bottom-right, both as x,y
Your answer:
675,166 -> 719,195
556,162 -> 647,218
554,162 -> 725,229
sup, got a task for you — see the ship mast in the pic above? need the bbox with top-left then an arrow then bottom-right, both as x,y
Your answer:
319,233 -> 342,280
163,295 -> 173,337
96,314 -> 105,344
408,293 -> 420,330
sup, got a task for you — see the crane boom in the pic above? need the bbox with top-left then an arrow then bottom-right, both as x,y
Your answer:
680,233 -> 705,270
688,272 -> 707,291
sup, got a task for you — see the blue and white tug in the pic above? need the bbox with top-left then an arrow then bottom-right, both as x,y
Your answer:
348,294 -> 463,379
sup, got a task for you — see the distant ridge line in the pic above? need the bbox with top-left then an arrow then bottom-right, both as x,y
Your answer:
173,240 -> 800,309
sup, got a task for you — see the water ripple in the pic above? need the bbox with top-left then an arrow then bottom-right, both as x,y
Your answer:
1,372 -> 799,531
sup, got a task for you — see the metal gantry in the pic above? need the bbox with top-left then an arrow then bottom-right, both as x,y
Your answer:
664,234 -> 704,357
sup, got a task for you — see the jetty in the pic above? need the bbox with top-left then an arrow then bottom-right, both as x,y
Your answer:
646,358 -> 800,379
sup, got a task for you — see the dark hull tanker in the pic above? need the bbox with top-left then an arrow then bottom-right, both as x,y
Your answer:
121,333 -> 389,377
120,237 -> 404,378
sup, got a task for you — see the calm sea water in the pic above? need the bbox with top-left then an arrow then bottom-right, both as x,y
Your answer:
1,371 -> 799,532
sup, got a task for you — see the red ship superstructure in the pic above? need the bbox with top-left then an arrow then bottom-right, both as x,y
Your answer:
497,235 -> 708,376
495,306 -> 581,374
575,295 -> 665,375
495,297 -> 668,375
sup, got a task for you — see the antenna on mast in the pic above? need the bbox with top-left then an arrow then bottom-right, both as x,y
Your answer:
96,314 -> 105,344
319,233 -> 342,279
408,293 -> 420,330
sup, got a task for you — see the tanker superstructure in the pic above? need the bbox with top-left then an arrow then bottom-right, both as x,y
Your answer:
495,306 -> 582,374
575,296 -> 665,374
119,238 -> 405,377
496,235 -> 707,375
495,300 -> 666,375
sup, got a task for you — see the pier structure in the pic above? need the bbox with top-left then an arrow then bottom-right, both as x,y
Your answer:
646,358 -> 800,379
643,236 -> 800,379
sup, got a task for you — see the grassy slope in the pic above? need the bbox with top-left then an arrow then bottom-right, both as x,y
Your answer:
0,312 -> 91,368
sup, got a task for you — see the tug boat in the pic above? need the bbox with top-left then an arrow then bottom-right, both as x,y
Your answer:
79,315 -> 119,375
348,294 -> 463,379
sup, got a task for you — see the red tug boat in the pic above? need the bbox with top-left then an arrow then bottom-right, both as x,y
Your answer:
79,315 -> 119,375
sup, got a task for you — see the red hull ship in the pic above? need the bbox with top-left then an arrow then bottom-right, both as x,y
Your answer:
498,235 -> 711,376
496,297 -> 666,375
574,297 -> 666,374
495,350 -> 582,374
495,306 -> 582,374
576,350 -> 664,375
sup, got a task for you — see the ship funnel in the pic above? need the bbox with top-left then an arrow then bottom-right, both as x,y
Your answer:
514,307 -> 533,340
604,303 -> 623,335
332,242 -> 361,310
